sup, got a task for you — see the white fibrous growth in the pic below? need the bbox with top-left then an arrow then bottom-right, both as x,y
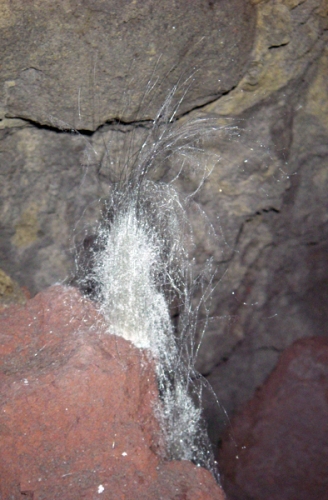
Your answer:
96,206 -> 173,349
95,188 -> 214,471
83,86 -> 221,479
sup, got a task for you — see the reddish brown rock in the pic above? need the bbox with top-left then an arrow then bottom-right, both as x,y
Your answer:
219,337 -> 328,500
0,285 -> 225,499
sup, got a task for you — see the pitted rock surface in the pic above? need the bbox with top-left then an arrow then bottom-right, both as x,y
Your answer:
0,285 -> 225,500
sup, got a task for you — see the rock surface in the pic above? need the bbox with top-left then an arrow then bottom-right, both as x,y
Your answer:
0,0 -> 255,129
0,285 -> 225,500
0,268 -> 29,307
0,0 -> 328,443
218,337 -> 328,500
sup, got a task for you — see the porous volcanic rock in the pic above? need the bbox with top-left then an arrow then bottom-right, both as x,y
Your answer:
218,337 -> 328,500
0,285 -> 225,500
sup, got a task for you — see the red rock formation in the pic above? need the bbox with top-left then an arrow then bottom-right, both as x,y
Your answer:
0,285 -> 225,499
219,337 -> 328,500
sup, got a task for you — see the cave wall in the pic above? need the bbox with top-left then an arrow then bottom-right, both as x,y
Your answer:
1,0 -> 327,443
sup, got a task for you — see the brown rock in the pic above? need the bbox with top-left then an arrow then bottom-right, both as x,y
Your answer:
0,285 -> 225,499
0,269 -> 29,309
218,337 -> 328,500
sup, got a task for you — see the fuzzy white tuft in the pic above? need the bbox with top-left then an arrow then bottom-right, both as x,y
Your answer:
79,81 -> 221,479
95,207 -> 173,349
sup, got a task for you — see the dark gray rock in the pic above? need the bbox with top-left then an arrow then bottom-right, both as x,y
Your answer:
0,0 -> 255,130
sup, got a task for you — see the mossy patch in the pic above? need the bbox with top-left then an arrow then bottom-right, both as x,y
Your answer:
11,204 -> 40,248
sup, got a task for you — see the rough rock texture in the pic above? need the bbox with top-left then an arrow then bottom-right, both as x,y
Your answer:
218,337 -> 328,500
0,285 -> 225,500
0,268 -> 30,307
0,0 -> 328,445
0,0 -> 255,129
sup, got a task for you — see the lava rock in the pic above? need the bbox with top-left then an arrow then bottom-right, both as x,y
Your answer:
218,337 -> 328,500
0,285 -> 225,499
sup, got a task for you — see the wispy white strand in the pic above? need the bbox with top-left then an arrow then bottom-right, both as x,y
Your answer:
80,83 -> 222,479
